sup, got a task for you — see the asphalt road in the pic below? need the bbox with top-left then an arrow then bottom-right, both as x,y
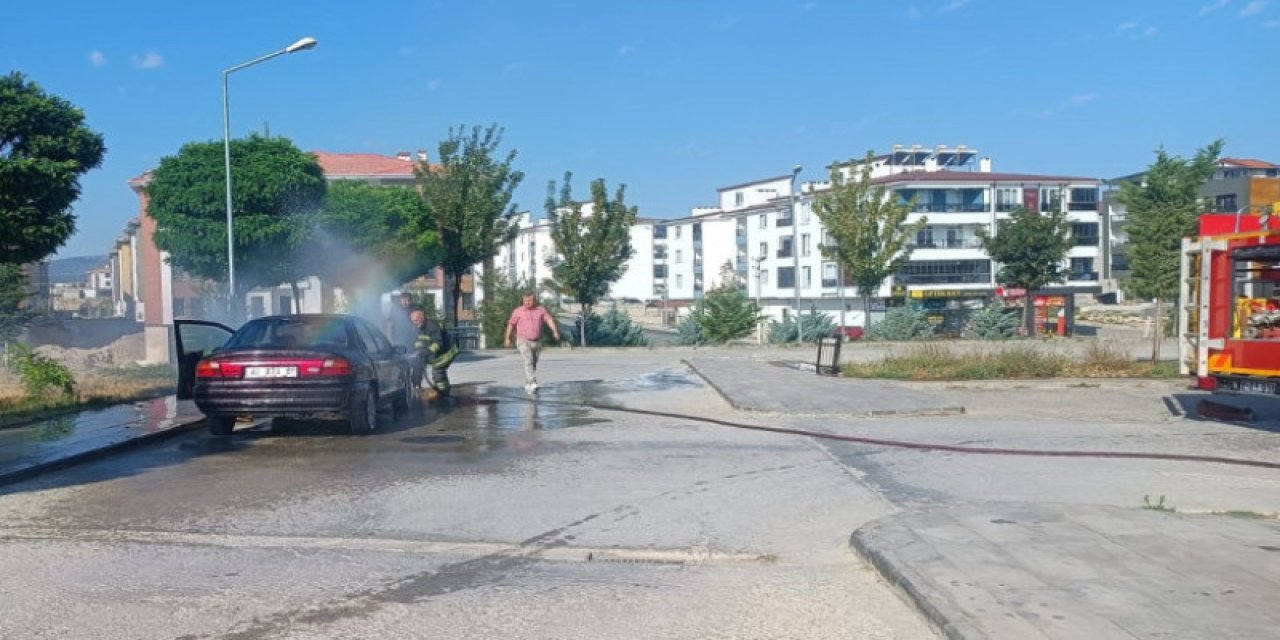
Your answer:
0,354 -> 935,639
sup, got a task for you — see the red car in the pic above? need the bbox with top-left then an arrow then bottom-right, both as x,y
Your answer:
175,314 -> 413,436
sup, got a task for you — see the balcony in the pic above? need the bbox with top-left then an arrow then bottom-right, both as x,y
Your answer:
895,273 -> 991,286
1069,271 -> 1099,281
776,249 -> 794,259
1068,201 -> 1098,211
910,239 -> 984,250
911,203 -> 989,214
821,278 -> 839,288
996,202 -> 1019,212
1073,236 -> 1099,247
775,217 -> 794,227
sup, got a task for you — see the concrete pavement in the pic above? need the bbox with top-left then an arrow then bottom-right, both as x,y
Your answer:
5,346 -> 1280,639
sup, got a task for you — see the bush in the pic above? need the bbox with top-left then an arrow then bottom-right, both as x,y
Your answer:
6,343 -> 76,397
693,286 -> 760,344
576,304 -> 650,347
768,307 -> 836,344
964,304 -> 1020,340
674,313 -> 705,346
866,307 -> 936,341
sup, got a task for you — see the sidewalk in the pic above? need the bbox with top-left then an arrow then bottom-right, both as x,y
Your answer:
686,351 -> 1280,639
0,396 -> 204,485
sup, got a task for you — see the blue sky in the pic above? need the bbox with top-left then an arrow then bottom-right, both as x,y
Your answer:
4,0 -> 1275,258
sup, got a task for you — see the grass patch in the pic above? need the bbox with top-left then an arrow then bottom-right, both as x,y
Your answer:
843,341 -> 1182,381
0,365 -> 175,429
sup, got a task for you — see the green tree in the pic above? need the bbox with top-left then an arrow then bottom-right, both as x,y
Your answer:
307,180 -> 441,303
977,206 -> 1074,336
0,264 -> 31,344
768,307 -> 836,344
0,72 -> 106,265
964,304 -> 1019,340
145,135 -> 326,308
1116,140 -> 1223,361
579,305 -> 650,347
691,283 -> 761,345
415,125 -> 524,328
866,306 -> 936,341
813,150 -> 926,334
545,172 -> 638,346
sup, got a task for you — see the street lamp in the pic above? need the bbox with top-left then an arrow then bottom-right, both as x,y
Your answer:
753,255 -> 766,343
222,36 -> 318,313
790,164 -> 803,342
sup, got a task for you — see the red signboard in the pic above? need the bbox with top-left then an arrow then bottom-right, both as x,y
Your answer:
1199,213 -> 1268,236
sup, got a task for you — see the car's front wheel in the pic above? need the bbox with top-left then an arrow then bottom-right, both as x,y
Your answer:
208,416 -> 236,436
392,372 -> 412,418
347,387 -> 378,434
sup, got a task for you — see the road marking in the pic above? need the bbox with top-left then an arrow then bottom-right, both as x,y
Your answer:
0,526 -> 776,566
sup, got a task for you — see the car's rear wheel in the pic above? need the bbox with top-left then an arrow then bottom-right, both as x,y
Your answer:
348,387 -> 378,434
208,416 -> 236,436
392,372 -> 412,418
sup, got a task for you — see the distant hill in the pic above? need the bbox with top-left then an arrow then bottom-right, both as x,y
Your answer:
49,255 -> 108,284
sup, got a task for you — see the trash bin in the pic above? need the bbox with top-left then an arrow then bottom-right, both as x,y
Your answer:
815,337 -> 842,376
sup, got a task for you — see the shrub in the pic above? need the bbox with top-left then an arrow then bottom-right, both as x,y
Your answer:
866,307 -> 936,341
674,313 -> 705,346
964,304 -> 1020,340
6,343 -> 76,397
693,286 -> 760,344
576,304 -> 650,347
768,307 -> 836,344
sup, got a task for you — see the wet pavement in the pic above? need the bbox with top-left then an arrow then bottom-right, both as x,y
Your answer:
0,395 -> 202,484
3,347 -> 1280,639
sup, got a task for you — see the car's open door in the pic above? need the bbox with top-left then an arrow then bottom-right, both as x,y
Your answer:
174,320 -> 235,399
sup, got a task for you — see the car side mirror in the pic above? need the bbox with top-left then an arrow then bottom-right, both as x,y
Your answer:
393,345 -> 408,356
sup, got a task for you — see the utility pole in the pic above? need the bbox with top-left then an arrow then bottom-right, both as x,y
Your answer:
790,165 -> 803,343
754,255 -> 766,343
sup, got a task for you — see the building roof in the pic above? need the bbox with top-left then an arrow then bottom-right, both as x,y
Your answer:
1220,157 -> 1278,169
716,174 -> 795,192
871,170 -> 1098,185
312,151 -> 417,177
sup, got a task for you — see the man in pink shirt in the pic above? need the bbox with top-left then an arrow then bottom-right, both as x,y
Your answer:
505,292 -> 561,393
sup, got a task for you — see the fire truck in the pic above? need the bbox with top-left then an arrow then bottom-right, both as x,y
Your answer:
1179,211 -> 1280,396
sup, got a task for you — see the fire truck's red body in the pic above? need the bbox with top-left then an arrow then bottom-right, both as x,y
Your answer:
1179,214 -> 1280,395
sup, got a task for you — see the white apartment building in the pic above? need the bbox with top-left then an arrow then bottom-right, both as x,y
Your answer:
617,146 -> 1103,329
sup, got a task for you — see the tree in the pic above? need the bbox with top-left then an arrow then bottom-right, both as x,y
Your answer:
0,264 -> 31,345
1116,140 -> 1223,362
145,135 -> 326,307
813,150 -> 926,331
306,180 -> 440,305
415,125 -> 524,328
0,72 -> 106,265
691,283 -> 761,345
579,305 -> 650,347
977,206 -> 1074,336
545,172 -> 638,346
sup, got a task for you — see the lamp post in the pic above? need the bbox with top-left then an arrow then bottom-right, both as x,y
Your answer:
753,255 -> 766,343
222,36 -> 317,314
790,165 -> 803,343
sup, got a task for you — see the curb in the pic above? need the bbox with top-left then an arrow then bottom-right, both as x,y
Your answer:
849,524 -> 979,640
0,416 -> 209,488
682,359 -> 966,418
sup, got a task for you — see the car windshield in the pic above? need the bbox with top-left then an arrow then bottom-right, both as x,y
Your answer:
223,317 -> 350,350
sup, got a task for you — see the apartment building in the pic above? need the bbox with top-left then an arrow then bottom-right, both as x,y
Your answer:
604,146 -> 1103,330
1203,157 -> 1280,214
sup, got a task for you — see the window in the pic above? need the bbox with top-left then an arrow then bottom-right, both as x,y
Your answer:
278,295 -> 292,314
996,187 -> 1021,212
759,213 -> 767,228
802,266 -> 812,288
822,262 -> 839,288
760,269 -> 770,285
801,234 -> 811,257
799,201 -> 811,225
675,226 -> 682,239
1215,194 -> 1238,213
896,260 -> 991,285
355,320 -> 387,355
1069,187 -> 1099,211
1040,187 -> 1062,212
915,227 -> 934,248
735,192 -> 744,206
653,264 -> 668,278
822,231 -> 834,248
1070,258 -> 1096,280
676,274 -> 684,288
693,223 -> 702,241
652,225 -> 668,239
759,241 -> 768,258
675,249 -> 683,263
778,236 -> 794,258
777,266 -> 796,288
1071,222 -> 1099,246
250,296 -> 266,318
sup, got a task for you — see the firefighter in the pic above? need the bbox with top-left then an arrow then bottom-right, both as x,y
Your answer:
410,308 -> 459,400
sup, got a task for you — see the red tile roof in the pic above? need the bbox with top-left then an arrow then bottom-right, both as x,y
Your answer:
871,170 -> 1097,185
1221,157 -> 1278,169
312,151 -> 418,177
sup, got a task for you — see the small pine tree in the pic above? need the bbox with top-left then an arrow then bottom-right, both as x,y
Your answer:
964,304 -> 1019,340
867,307 -> 936,341
674,313 -> 705,346
692,285 -> 760,344
579,304 -> 650,347
768,308 -> 836,344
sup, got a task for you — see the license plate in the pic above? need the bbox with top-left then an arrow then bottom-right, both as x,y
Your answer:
244,366 -> 297,379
